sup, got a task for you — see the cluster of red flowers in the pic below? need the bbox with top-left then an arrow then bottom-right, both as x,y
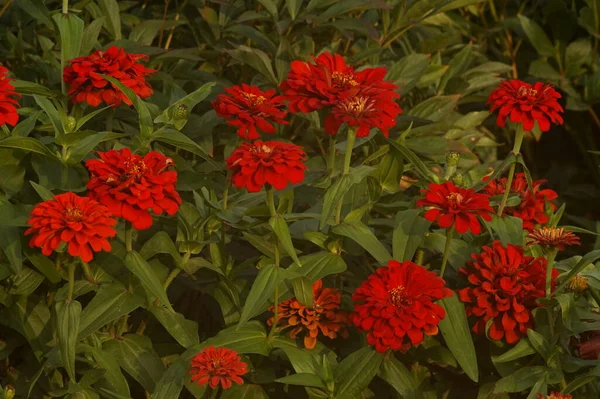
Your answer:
64,46 -> 155,107
0,66 -> 20,127
417,181 -> 494,235
458,241 -> 557,344
268,280 -> 348,349
484,173 -> 557,231
189,346 -> 247,390
351,260 -> 452,353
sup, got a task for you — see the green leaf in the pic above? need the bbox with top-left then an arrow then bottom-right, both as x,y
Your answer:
80,18 -> 105,55
16,0 -> 53,28
0,136 -> 57,158
34,95 -> 64,136
386,54 -> 431,94
78,282 -> 144,339
66,132 -> 123,165
290,276 -> 313,307
12,111 -> 42,137
406,95 -> 460,121
286,0 -> 303,19
334,347 -> 383,398
98,0 -> 122,40
12,80 -> 55,97
55,300 -> 82,381
378,355 -> 420,399
150,305 -> 199,348
493,366 -> 548,393
227,45 -> 278,84
487,215 -> 524,246
123,251 -> 174,312
387,138 -> 437,183
139,231 -> 182,267
439,45 -> 473,93
257,0 -> 278,18
151,128 -> 218,167
374,149 -> 404,193
526,329 -> 552,362
556,293 -> 577,331
84,346 -> 130,397
332,221 -> 392,264
219,384 -> 270,399
30,180 -> 54,200
24,250 -> 61,283
0,202 -> 23,274
154,82 -> 215,130
52,13 -> 84,75
238,264 -> 285,327
392,209 -> 432,261
438,293 -> 478,382
492,338 -> 536,363
104,334 -> 165,393
276,374 -> 327,390
319,165 -> 374,229
269,214 -> 301,266
518,15 -> 555,57
74,106 -> 111,131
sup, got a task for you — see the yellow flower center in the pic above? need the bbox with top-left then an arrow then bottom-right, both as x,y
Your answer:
332,71 -> 358,87
389,285 -> 408,307
567,275 -> 588,294
241,92 -> 267,107
445,192 -> 464,204
65,207 -> 84,221
339,96 -> 373,116
124,160 -> 147,178
250,144 -> 274,154
517,86 -> 538,97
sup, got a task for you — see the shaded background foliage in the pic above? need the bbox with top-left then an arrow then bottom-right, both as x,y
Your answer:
0,0 -> 600,398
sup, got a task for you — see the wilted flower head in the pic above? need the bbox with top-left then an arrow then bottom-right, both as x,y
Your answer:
527,226 -> 580,251
268,280 -> 348,349
25,192 -> 117,262
0,66 -> 20,127
212,84 -> 288,140
537,393 -> 572,399
566,275 -> 588,295
488,80 -> 563,131
459,241 -> 557,344
226,140 -> 307,192
416,181 -> 494,235
85,148 -> 181,230
484,173 -> 557,232
64,46 -> 155,107
352,260 -> 452,353
189,346 -> 248,390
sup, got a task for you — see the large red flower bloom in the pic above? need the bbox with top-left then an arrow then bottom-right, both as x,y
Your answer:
25,192 -> 117,262
64,46 -> 155,107
484,173 -> 557,232
281,52 -> 398,114
0,66 -> 20,127
85,148 -> 181,230
226,140 -> 307,192
458,241 -> 558,344
416,181 -> 494,235
189,346 -> 248,390
488,80 -> 563,131
212,84 -> 288,140
267,280 -> 348,349
352,260 -> 452,353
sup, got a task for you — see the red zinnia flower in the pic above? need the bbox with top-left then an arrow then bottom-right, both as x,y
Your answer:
488,80 -> 563,131
281,52 -> 398,113
212,84 -> 288,140
324,87 -> 401,137
64,46 -> 155,107
458,241 -> 558,344
267,280 -> 348,349
416,181 -> 494,235
25,192 -> 117,262
0,66 -> 20,126
352,260 -> 452,353
85,148 -> 181,230
189,346 -> 248,390
537,393 -> 572,399
484,173 -> 557,232
226,140 -> 307,192
527,226 -> 580,251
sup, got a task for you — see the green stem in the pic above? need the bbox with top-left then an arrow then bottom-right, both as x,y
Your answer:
266,185 -> 277,217
497,125 -> 524,217
546,249 -> 558,298
222,187 -> 229,210
414,249 -> 424,266
81,261 -> 95,284
62,0 -> 68,14
124,222 -> 133,252
67,261 -> 75,302
266,185 -> 280,340
334,128 -> 357,224
209,386 -> 219,399
440,227 -> 454,278
163,268 -> 181,290
328,136 -> 337,177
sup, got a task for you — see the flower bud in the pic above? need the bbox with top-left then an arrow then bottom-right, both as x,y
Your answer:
451,172 -> 464,187
446,151 -> 460,167
174,104 -> 189,120
4,385 -> 15,399
66,116 -> 77,133
567,275 -> 588,295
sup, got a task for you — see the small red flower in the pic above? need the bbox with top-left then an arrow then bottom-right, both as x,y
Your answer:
527,226 -> 580,251
189,346 -> 248,390
537,393 -> 572,399
25,192 -> 117,262
458,241 -> 558,344
226,140 -> 307,192
488,80 -> 563,131
212,84 -> 288,140
484,173 -> 557,232
267,280 -> 348,349
416,181 -> 494,235
352,260 -> 452,353
281,52 -> 398,114
85,148 -> 181,230
0,66 -> 20,126
64,46 -> 155,107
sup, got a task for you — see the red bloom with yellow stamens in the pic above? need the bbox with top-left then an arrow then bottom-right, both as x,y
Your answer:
25,192 -> 117,262
352,260 -> 452,353
85,148 -> 181,230
537,393 -> 572,399
416,181 -> 494,235
488,80 -> 563,131
268,280 -> 348,349
212,84 -> 288,140
226,140 -> 307,192
484,173 -> 557,232
458,241 -> 558,344
189,346 -> 247,390
0,66 -> 20,127
527,226 -> 580,251
64,46 -> 155,107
